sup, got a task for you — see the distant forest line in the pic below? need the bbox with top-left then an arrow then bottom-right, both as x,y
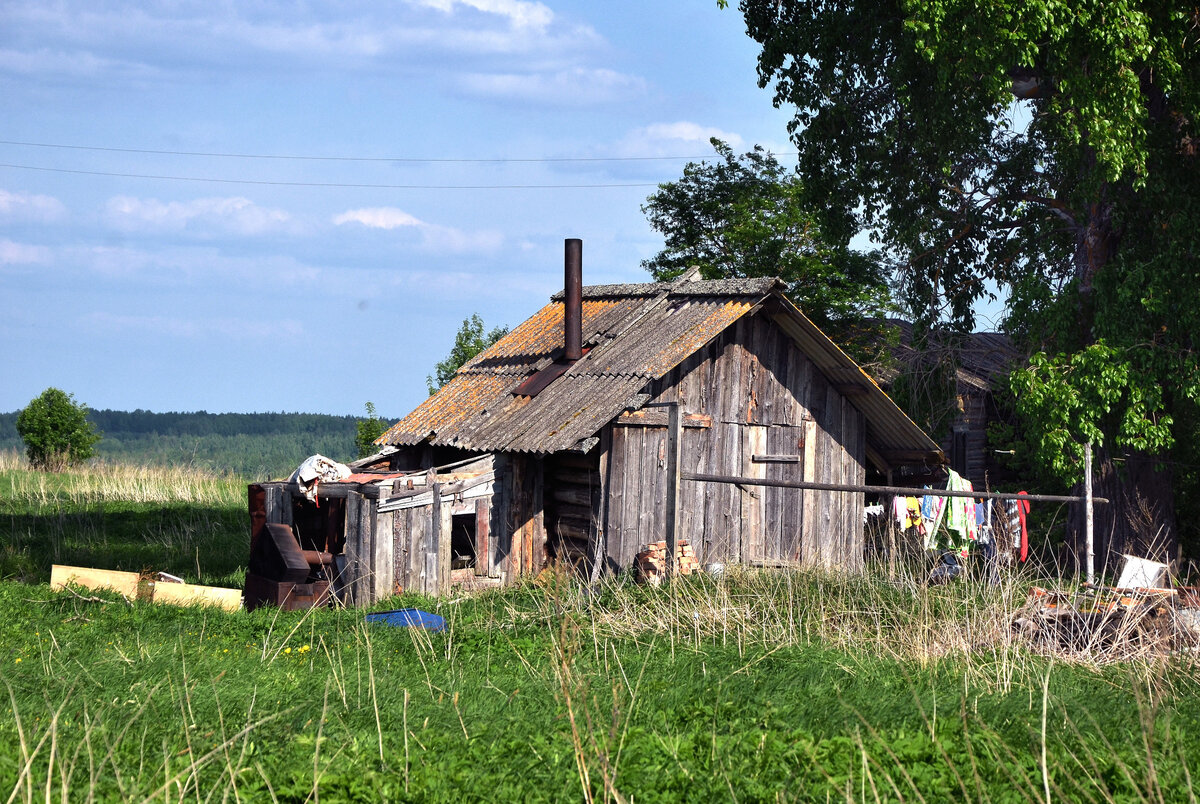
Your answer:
0,409 -> 397,479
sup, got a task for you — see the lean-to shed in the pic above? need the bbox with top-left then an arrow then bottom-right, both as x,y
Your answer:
250,243 -> 943,604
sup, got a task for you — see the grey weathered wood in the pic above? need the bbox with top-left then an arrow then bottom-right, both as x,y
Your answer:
800,419 -> 818,567
589,425 -> 611,583
475,498 -> 490,577
664,402 -> 682,577
377,509 -> 394,601
428,480 -> 441,596
743,425 -> 767,564
439,494 -> 452,592
344,491 -> 363,605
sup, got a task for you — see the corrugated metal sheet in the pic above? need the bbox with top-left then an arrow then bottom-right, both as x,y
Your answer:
381,276 -> 942,467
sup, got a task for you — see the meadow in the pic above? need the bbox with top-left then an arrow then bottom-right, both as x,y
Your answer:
1,451 -> 1198,802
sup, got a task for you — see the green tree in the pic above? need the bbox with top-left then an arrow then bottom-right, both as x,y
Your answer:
427,314 -> 509,395
642,138 -> 894,359
739,0 -> 1200,562
355,401 -> 389,459
16,388 -> 102,471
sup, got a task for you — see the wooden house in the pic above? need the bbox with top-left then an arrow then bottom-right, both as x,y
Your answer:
875,320 -> 1021,488
249,242 -> 943,605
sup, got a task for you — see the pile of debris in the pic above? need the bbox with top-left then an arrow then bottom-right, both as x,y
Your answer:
1012,555 -> 1200,661
635,539 -> 701,584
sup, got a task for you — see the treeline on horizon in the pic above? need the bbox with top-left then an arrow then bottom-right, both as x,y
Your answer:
0,408 -> 395,479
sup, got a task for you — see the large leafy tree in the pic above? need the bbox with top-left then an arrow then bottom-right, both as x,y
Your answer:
739,0 -> 1200,564
642,138 -> 894,359
16,388 -> 102,471
427,314 -> 509,395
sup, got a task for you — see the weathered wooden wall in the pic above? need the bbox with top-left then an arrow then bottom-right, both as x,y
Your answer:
602,311 -> 866,571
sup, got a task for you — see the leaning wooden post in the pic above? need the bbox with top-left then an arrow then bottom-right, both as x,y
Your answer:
1084,441 -> 1095,585
664,401 -> 682,579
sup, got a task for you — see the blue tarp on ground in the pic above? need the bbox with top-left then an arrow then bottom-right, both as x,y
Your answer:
365,608 -> 446,631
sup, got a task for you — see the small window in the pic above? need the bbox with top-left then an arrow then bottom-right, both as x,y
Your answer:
451,513 -> 476,570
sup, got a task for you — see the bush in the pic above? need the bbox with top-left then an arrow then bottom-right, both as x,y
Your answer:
16,388 -> 102,471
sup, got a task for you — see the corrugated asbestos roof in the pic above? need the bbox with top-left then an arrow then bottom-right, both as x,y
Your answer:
380,276 -> 942,468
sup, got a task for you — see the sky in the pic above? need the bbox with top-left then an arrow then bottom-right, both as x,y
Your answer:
1,0 -> 801,418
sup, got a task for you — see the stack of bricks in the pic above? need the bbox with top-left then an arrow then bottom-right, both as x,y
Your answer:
635,539 -> 700,584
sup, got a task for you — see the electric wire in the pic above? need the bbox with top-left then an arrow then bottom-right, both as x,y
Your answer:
0,162 -> 661,189
0,138 -> 740,164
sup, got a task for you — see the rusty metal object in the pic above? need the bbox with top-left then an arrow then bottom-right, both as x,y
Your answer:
564,238 -> 582,361
244,522 -> 336,611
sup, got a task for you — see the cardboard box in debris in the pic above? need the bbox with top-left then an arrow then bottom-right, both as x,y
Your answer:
50,564 -> 242,611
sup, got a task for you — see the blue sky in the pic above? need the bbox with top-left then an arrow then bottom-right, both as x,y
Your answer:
1,0 -> 800,418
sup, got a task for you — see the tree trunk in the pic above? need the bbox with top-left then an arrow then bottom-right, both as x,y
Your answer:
1063,195 -> 1178,573
1068,447 -> 1177,575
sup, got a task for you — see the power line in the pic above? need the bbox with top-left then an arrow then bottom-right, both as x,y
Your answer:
0,138 -> 730,164
0,162 -> 661,190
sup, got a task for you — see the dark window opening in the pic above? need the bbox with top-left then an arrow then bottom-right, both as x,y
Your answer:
451,513 -> 476,570
290,496 -> 346,555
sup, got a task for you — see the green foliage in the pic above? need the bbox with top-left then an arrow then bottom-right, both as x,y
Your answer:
355,401 -> 390,458
427,314 -> 509,395
739,0 -> 1200,550
1006,342 -> 1185,484
641,138 -> 894,347
15,388 -> 101,471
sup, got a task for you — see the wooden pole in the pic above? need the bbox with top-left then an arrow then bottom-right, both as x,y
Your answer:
664,402 -> 682,578
1085,442 -> 1095,585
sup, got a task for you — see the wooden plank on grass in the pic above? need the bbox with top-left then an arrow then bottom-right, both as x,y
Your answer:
51,565 -> 140,600
152,582 -> 241,611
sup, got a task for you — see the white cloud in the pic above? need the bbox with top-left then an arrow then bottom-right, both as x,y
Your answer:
105,196 -> 291,235
614,121 -> 745,158
0,189 -> 67,222
456,67 -> 646,105
0,1 -> 599,76
333,208 -> 423,230
408,0 -> 555,31
333,207 -> 503,254
0,239 -> 52,265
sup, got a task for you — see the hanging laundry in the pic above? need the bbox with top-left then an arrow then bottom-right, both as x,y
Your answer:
920,488 -> 947,550
1001,494 -> 1031,561
942,469 -> 977,555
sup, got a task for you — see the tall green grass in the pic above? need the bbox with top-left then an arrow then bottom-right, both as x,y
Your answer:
2,570 -> 1198,802
0,450 -> 247,585
1,454 -> 1198,801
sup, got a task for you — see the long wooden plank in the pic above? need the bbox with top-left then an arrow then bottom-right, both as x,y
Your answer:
344,491 -> 363,605
743,425 -> 767,564
664,402 -> 682,576
370,499 -> 390,602
51,565 -> 140,600
153,582 -> 241,611
800,419 -> 818,567
429,481 -> 442,596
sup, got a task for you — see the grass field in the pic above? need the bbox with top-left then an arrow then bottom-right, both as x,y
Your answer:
2,453 -> 1198,802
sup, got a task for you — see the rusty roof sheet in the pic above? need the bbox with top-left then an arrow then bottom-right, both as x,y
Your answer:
381,277 -> 942,467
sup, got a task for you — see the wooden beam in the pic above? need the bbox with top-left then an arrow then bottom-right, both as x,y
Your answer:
615,410 -> 712,428
664,402 -> 682,578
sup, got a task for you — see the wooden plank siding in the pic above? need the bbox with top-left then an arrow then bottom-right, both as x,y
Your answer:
601,309 -> 868,573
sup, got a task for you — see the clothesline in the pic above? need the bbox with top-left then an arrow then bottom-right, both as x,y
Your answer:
682,473 -> 1109,505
